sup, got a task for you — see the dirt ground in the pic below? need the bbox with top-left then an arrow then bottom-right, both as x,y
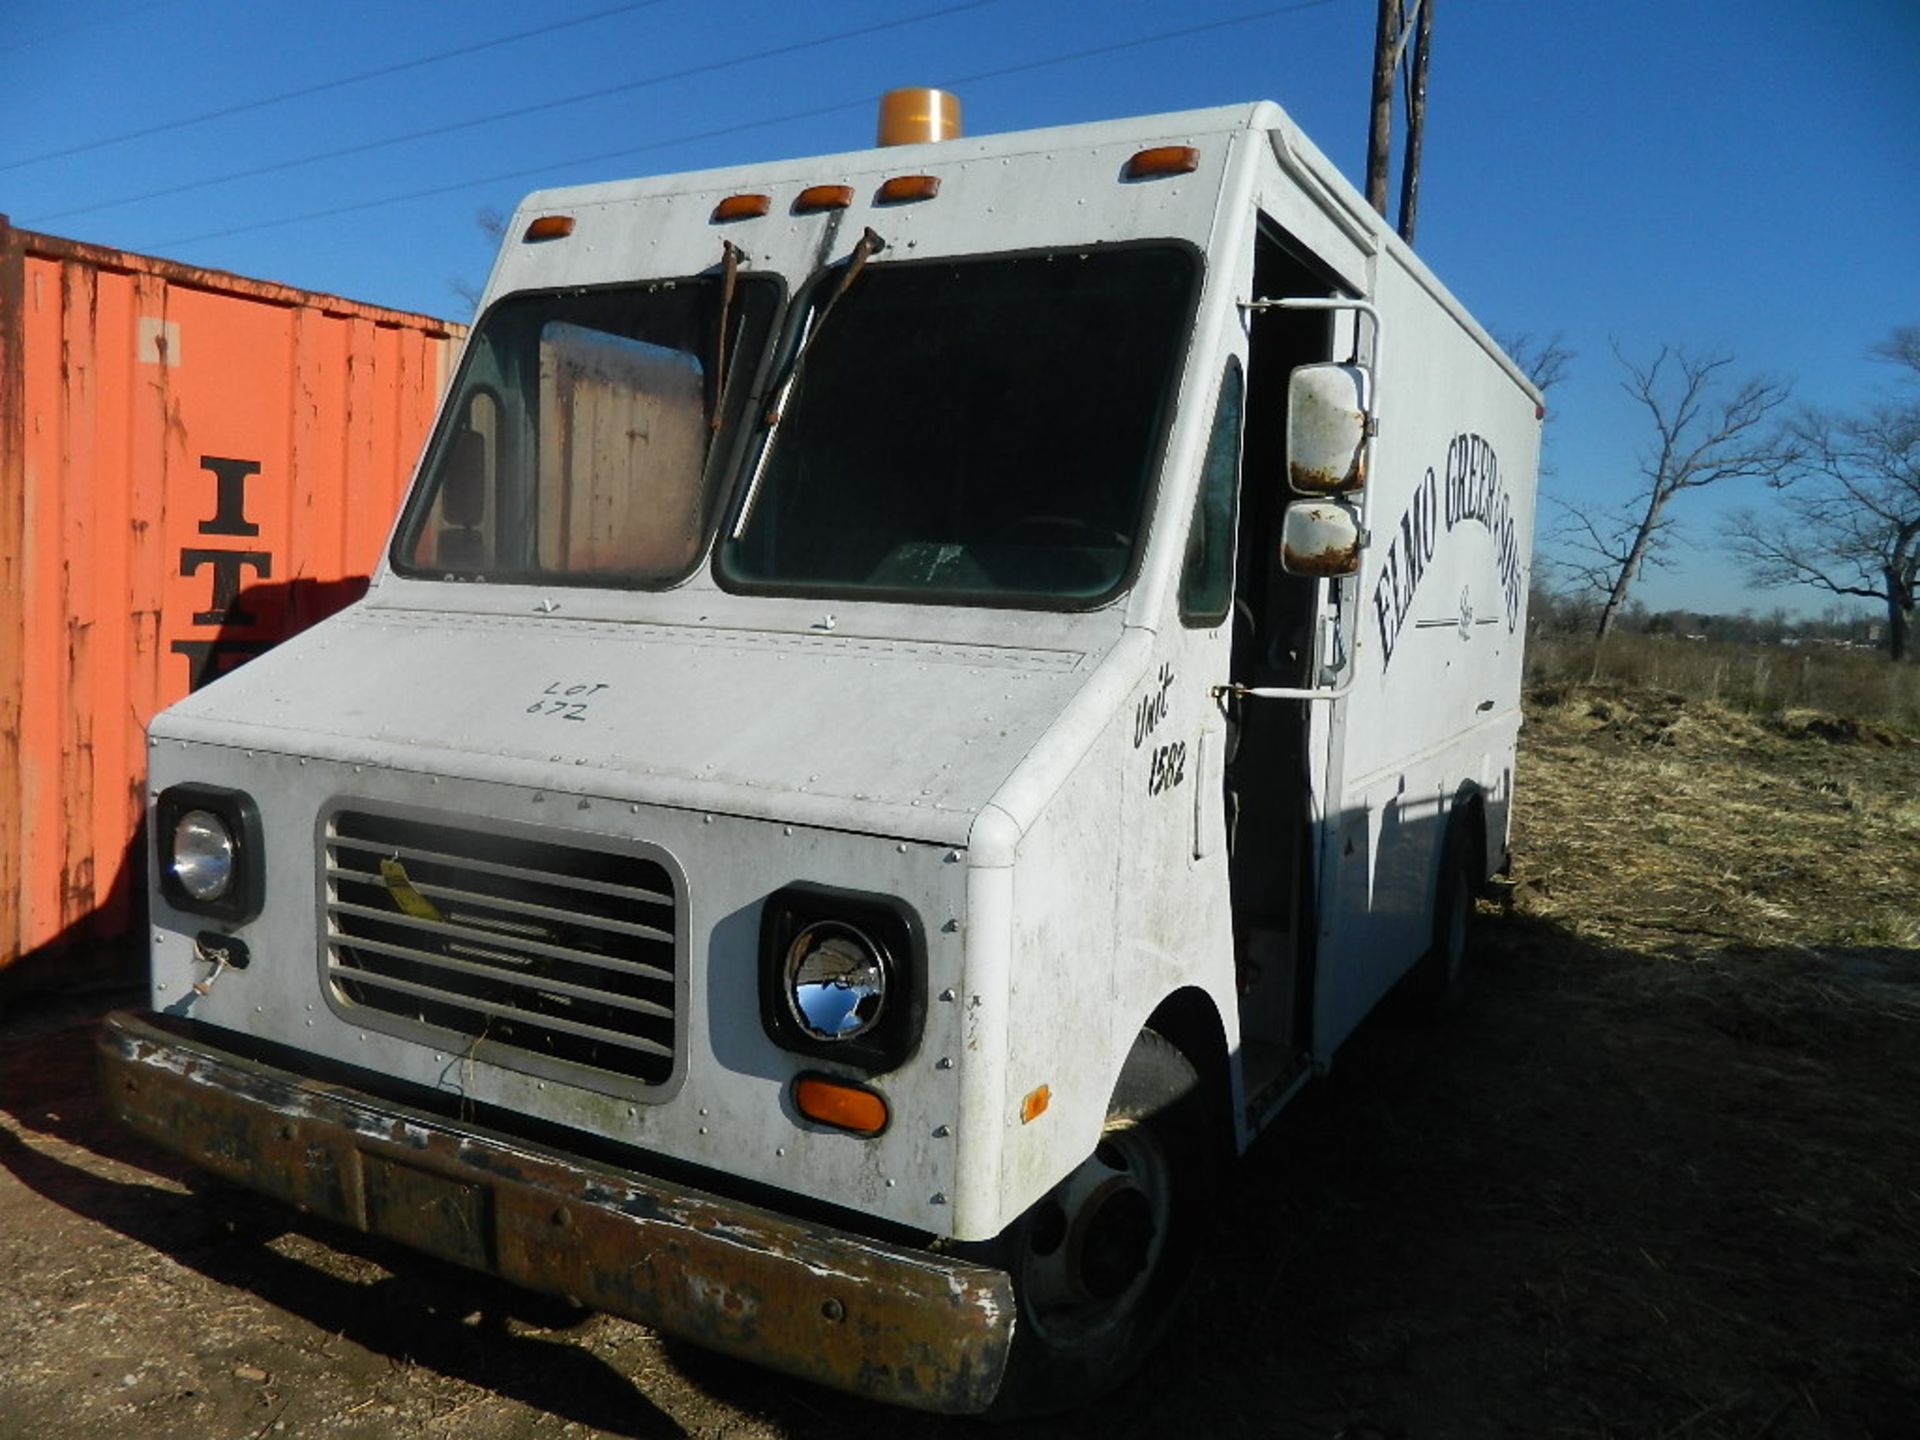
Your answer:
1,686 -> 1916,1439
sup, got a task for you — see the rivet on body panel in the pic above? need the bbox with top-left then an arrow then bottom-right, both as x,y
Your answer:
936,1057 -> 954,1070
939,988 -> 956,1002
933,1125 -> 951,1138
821,1298 -> 846,1323
931,1193 -> 948,1205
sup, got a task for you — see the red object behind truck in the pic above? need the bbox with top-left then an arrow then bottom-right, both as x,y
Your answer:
0,218 -> 462,989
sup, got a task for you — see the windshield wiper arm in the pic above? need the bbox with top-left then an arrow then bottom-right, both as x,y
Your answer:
709,239 -> 741,434
730,227 -> 885,538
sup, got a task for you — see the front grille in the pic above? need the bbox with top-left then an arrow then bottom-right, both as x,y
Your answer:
324,809 -> 679,1088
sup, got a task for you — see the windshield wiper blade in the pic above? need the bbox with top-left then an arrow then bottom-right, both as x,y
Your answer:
730,227 -> 885,538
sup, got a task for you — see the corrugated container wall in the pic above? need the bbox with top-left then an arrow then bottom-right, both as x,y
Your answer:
0,219 -> 463,985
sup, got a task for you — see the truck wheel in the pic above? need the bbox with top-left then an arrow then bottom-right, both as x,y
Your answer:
984,1029 -> 1212,1418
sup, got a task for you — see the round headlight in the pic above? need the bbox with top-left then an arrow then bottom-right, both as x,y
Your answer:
171,809 -> 236,902
785,921 -> 887,1041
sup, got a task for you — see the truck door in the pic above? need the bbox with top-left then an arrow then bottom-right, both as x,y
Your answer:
1224,223 -> 1340,1100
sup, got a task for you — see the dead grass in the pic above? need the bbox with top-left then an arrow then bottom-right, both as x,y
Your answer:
1528,633 -> 1920,734
1517,683 -> 1920,956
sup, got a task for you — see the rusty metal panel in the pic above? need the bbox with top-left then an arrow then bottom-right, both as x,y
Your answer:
0,218 -> 463,973
101,1010 -> 1015,1414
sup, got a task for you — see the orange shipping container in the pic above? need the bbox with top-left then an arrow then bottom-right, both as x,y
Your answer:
0,218 -> 463,988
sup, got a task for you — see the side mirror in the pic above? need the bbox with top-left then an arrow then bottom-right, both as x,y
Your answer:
1285,362 -> 1369,495
1279,500 -> 1361,578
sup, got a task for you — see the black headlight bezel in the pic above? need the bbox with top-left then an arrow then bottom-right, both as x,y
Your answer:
758,883 -> 925,1074
156,783 -> 264,924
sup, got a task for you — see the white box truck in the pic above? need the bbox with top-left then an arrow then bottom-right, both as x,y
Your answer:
105,91 -> 1541,1415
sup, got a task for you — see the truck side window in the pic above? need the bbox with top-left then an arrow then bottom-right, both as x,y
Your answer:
1178,359 -> 1243,626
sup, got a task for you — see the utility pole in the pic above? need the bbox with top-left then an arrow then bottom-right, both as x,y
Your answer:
1396,0 -> 1432,244
1364,0 -> 1434,245
1365,0 -> 1400,217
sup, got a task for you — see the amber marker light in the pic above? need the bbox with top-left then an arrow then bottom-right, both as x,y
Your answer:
1020,1084 -> 1051,1125
794,185 -> 855,214
877,87 -> 962,146
712,193 -> 772,223
793,1075 -> 890,1136
877,174 -> 941,206
522,215 -> 576,241
1123,145 -> 1201,180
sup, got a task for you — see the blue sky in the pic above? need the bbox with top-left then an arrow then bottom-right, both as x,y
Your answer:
4,0 -> 1915,618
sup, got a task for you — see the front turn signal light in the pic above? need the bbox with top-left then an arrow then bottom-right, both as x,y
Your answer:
793,1075 -> 890,1136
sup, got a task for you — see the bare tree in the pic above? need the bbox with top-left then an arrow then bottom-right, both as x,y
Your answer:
1728,326 -> 1920,662
1498,330 -> 1574,398
1560,343 -> 1796,640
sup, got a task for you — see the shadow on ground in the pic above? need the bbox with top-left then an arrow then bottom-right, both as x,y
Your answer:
2,903 -> 1915,1439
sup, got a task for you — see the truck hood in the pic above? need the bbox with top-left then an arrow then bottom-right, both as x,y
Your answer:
151,607 -> 1103,844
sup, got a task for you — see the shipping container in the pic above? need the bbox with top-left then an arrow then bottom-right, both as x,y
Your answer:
0,217 -> 462,990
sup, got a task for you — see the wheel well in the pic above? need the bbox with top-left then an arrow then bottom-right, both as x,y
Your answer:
1449,781 -> 1489,889
1145,988 -> 1233,1161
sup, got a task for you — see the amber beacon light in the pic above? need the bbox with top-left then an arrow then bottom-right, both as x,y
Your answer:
877,87 -> 962,146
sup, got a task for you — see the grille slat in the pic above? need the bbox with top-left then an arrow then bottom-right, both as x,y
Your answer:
324,963 -> 675,1059
325,864 -> 674,943
339,838 -> 674,908
328,899 -> 675,980
325,809 -> 681,1088
325,933 -> 675,1021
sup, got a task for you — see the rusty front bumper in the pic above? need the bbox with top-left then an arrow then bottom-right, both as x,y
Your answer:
100,1011 -> 1014,1413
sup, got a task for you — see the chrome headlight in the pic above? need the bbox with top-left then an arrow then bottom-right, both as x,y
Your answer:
760,884 -> 924,1073
170,810 -> 235,901
156,784 -> 264,923
785,921 -> 888,1041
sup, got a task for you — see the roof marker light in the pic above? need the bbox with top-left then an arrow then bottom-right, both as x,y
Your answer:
1123,145 -> 1200,181
712,193 -> 772,223
876,174 -> 941,205
794,185 -> 855,215
523,215 -> 576,242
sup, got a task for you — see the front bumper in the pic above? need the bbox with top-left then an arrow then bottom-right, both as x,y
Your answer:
99,1011 -> 1014,1413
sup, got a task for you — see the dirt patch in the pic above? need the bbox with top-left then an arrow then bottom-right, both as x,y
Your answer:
1,685 -> 1916,1438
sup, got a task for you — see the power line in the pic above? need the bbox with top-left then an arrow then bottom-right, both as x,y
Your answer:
0,1 -> 670,175
150,0 -> 1345,252
35,0 -> 1002,222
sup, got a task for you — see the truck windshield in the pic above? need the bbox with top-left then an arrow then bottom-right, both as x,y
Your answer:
719,245 -> 1197,606
395,276 -> 778,585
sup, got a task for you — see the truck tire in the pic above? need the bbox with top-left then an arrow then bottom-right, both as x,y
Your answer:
983,1028 -> 1212,1418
